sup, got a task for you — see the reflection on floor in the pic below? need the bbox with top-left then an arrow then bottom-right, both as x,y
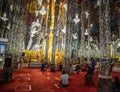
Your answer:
0,68 -> 120,92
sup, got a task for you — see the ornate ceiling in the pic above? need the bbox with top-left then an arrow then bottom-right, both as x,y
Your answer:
1,0 -> 119,30
0,0 -> 120,55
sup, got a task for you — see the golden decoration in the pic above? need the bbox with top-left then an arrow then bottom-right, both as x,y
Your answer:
26,0 -> 40,14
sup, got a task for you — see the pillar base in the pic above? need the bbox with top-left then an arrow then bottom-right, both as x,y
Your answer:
98,77 -> 112,92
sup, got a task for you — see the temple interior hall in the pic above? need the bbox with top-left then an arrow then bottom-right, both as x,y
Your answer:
0,0 -> 120,92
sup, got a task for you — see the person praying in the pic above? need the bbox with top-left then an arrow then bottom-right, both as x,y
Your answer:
59,70 -> 69,87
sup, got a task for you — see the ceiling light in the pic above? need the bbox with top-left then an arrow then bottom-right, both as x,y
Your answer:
89,36 -> 93,41
84,29 -> 89,35
54,0 -> 56,3
31,28 -> 38,35
73,33 -> 77,39
35,44 -> 39,48
45,33 -> 48,36
85,11 -> 89,18
61,26 -> 66,33
90,24 -> 93,28
39,6 -> 46,15
56,33 -> 58,36
10,5 -> 13,11
118,42 -> 120,47
37,0 -> 43,6
63,3 -> 67,11
32,19 -> 40,27
73,14 -> 80,24
0,13 -> 8,21
35,10 -> 39,17
7,23 -> 11,29
31,34 -> 35,37
97,0 -> 100,6
36,19 -> 39,23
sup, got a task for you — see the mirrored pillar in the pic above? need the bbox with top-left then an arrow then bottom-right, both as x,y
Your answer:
64,0 -> 72,71
51,0 -> 60,64
80,1 -> 85,63
45,0 -> 52,63
98,0 -> 112,92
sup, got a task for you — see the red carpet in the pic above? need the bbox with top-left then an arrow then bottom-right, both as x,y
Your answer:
0,68 -> 120,92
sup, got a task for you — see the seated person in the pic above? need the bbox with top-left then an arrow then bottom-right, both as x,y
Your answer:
57,63 -> 63,71
84,66 -> 94,85
41,62 -> 45,71
90,57 -> 96,74
50,63 -> 55,72
112,76 -> 120,92
76,64 -> 81,74
59,70 -> 69,87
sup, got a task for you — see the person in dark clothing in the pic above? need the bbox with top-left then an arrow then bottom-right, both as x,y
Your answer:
84,66 -> 94,85
112,76 -> 120,92
50,63 -> 55,72
57,63 -> 63,71
90,57 -> 96,74
41,62 -> 45,72
76,64 -> 80,74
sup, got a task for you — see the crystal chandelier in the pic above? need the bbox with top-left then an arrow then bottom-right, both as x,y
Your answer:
85,11 -> 89,18
89,36 -> 93,41
73,33 -> 77,39
6,23 -> 11,29
37,0 -> 43,6
73,14 -> 80,24
84,29 -> 89,35
63,3 -> 67,11
35,10 -> 39,17
0,13 -> 8,21
39,6 -> 46,15
61,26 -> 66,33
